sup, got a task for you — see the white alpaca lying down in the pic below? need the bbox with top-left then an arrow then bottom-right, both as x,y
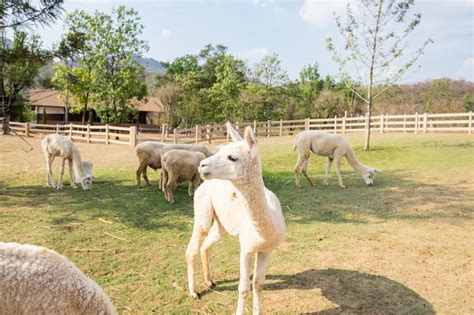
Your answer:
294,131 -> 378,188
0,242 -> 116,315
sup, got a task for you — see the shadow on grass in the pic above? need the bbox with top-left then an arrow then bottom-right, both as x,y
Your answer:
1,166 -> 472,231
214,269 -> 435,314
265,168 -> 473,224
0,178 -> 194,231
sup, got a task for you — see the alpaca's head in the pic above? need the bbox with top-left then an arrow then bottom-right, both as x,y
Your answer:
199,123 -> 260,184
362,168 -> 377,186
80,161 -> 93,191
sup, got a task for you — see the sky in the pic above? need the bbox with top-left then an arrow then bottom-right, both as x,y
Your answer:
32,0 -> 474,83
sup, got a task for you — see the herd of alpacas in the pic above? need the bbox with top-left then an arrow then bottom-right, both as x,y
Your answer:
1,123 -> 377,314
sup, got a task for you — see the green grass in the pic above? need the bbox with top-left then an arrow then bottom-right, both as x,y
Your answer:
1,133 -> 473,314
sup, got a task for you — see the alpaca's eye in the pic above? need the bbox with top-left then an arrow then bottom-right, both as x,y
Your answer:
228,155 -> 238,162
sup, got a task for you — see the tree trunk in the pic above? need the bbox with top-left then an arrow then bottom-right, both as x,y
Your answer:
0,2 -> 8,135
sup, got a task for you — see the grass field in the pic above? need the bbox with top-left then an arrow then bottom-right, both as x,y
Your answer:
1,133 -> 473,314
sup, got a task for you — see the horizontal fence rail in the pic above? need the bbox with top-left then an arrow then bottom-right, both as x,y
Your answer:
4,111 -> 473,146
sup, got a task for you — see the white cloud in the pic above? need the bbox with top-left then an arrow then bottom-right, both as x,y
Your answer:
235,48 -> 269,63
299,0 -> 354,29
161,28 -> 172,40
456,57 -> 474,81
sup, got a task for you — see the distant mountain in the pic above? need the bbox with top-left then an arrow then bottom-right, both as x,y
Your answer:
133,55 -> 165,74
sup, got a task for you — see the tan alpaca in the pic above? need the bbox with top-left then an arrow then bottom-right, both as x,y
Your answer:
135,141 -> 212,188
294,131 -> 378,188
186,123 -> 285,315
41,135 -> 93,191
161,149 -> 206,203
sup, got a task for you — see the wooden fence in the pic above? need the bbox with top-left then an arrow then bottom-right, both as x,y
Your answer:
5,111 -> 473,146
9,122 -> 137,146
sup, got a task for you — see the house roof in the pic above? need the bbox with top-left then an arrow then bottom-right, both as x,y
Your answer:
28,89 -> 67,108
132,97 -> 165,113
28,89 -> 165,113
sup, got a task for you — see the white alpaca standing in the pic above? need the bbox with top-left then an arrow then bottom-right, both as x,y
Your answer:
0,242 -> 116,315
186,123 -> 285,315
294,130 -> 378,188
41,134 -> 93,191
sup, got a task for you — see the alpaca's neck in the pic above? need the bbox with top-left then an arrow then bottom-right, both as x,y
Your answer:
345,148 -> 369,173
72,149 -> 86,179
234,172 -> 276,239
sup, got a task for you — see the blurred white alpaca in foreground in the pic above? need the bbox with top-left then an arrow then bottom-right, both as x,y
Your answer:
186,123 -> 285,315
294,131 -> 378,188
0,242 -> 116,315
41,134 -> 93,191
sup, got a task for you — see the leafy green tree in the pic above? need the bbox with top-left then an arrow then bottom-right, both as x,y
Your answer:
464,93 -> 474,112
326,0 -> 432,150
1,0 -> 64,133
57,7 -> 148,124
251,53 -> 288,86
2,31 -> 50,126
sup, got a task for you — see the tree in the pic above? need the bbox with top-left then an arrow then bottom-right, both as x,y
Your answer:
1,0 -> 63,133
56,7 -> 148,124
326,0 -> 432,150
251,53 -> 288,86
2,31 -> 50,129
464,93 -> 474,113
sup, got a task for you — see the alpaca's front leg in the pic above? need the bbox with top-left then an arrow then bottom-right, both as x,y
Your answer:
200,221 -> 226,287
252,251 -> 271,315
56,158 -> 66,190
68,159 -> 78,188
236,252 -> 252,315
186,230 -> 208,298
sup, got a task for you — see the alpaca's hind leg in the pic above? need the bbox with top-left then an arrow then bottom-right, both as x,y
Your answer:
143,165 -> 151,186
68,159 -> 78,188
185,192 -> 213,299
165,174 -> 177,203
335,154 -> 346,188
236,252 -> 253,315
301,157 -> 315,187
323,158 -> 333,186
136,161 -> 148,187
252,251 -> 271,315
200,220 -> 227,287
294,151 -> 311,188
57,158 -> 66,190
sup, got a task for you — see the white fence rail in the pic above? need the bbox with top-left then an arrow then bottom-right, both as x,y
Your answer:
5,111 -> 473,146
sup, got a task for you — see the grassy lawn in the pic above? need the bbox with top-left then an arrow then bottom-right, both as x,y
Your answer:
0,133 -> 473,314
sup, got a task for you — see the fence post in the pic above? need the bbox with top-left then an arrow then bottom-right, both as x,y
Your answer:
161,124 -> 165,142
267,120 -> 271,137
24,122 -> 29,137
342,111 -> 347,134
423,112 -> 428,133
195,125 -> 199,144
236,121 -> 240,131
69,123 -> 73,139
305,118 -> 309,131
87,124 -> 91,143
129,126 -> 137,147
253,120 -> 257,135
279,119 -> 283,137
414,112 -> 418,134
206,124 -> 211,144
403,114 -> 407,132
469,111 -> 472,135
334,116 -> 338,133
56,124 -> 59,135
380,114 -> 384,134
173,128 -> 178,144
105,124 -> 109,144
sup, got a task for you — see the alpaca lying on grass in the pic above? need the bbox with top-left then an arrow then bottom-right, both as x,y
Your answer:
186,123 -> 285,315
135,141 -> 212,188
161,149 -> 206,203
0,242 -> 116,315
41,134 -> 93,191
294,131 -> 378,188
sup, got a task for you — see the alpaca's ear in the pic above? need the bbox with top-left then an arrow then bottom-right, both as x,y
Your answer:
244,127 -> 257,150
226,121 -> 243,142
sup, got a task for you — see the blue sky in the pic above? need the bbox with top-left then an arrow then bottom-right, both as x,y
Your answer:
33,0 -> 474,83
